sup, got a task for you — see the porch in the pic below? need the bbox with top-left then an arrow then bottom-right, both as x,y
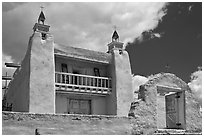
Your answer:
55,72 -> 112,95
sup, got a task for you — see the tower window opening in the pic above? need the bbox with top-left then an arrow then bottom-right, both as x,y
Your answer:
119,50 -> 123,55
42,33 -> 46,40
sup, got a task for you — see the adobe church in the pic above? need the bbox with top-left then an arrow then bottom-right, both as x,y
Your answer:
5,10 -> 193,130
6,10 -> 133,116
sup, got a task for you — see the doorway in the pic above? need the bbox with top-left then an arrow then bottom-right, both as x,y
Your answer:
165,92 -> 185,129
157,85 -> 186,130
68,99 -> 91,114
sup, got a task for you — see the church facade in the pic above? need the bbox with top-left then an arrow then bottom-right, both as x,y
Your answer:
6,11 -> 133,116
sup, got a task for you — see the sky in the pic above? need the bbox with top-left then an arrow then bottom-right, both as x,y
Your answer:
2,2 -> 202,84
127,2 -> 202,83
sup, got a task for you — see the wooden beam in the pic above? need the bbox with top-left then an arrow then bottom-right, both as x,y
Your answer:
2,76 -> 12,80
5,62 -> 21,68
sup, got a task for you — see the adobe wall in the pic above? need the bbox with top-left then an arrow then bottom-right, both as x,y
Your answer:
2,111 -> 133,135
55,93 -> 106,115
137,77 -> 186,129
55,94 -> 67,114
29,32 -> 55,113
106,59 -> 117,115
6,36 -> 32,112
92,96 -> 106,115
157,95 -> 166,128
2,111 -> 201,135
106,49 -> 133,116
6,32 -> 55,114
185,90 -> 202,131
134,73 -> 201,131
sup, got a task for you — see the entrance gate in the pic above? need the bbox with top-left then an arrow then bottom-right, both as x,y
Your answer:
165,92 -> 184,129
157,85 -> 186,130
165,93 -> 178,129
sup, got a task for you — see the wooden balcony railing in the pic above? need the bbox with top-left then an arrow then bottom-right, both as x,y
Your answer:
55,72 -> 112,94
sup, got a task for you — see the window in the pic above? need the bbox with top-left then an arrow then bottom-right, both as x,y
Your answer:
94,68 -> 101,86
61,63 -> 68,73
94,68 -> 100,77
61,63 -> 68,84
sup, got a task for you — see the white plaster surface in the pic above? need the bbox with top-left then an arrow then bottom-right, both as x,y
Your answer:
106,48 -> 133,116
29,32 -> 55,113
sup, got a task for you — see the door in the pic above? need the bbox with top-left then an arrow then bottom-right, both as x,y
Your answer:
61,63 -> 69,84
165,93 -> 179,129
69,99 -> 91,114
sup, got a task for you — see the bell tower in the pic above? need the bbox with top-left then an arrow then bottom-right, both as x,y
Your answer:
33,7 -> 50,40
107,30 -> 124,53
106,29 -> 133,116
27,8 -> 55,113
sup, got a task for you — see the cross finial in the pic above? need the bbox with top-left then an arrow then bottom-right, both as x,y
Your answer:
112,25 -> 119,42
113,25 -> 117,31
40,6 -> 44,11
165,63 -> 170,72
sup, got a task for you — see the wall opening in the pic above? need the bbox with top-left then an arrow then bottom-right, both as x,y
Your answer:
157,86 -> 186,130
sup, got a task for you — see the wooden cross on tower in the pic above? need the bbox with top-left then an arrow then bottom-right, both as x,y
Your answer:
40,6 -> 44,11
113,25 -> 117,31
165,63 -> 170,72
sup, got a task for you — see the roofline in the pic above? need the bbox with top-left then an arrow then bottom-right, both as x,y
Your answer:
54,53 -> 110,65
157,85 -> 184,92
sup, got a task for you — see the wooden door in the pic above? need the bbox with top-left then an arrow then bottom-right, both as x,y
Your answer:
69,99 -> 91,114
165,93 -> 179,129
69,99 -> 80,114
79,100 -> 91,114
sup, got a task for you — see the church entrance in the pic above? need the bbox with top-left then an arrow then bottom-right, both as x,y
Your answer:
157,86 -> 186,130
68,99 -> 91,114
166,92 -> 180,129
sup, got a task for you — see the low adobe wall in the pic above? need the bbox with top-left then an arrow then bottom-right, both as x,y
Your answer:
2,111 -> 133,135
2,111 -> 201,135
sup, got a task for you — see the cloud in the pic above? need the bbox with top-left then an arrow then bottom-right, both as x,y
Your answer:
134,30 -> 164,44
153,33 -> 162,38
2,2 -> 26,12
132,75 -> 148,92
188,67 -> 202,106
2,2 -> 168,63
188,5 -> 193,12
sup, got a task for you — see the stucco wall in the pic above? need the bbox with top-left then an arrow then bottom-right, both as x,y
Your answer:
178,92 -> 186,129
6,32 -> 55,114
6,36 -> 33,112
185,91 -> 201,131
2,111 -> 133,135
55,94 -> 67,114
135,74 -> 200,130
157,95 -> 166,129
106,49 -> 133,116
29,32 -> 55,113
92,96 -> 106,115
55,93 -> 107,115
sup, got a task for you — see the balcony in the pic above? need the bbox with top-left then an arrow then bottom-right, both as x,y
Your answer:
55,72 -> 112,95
